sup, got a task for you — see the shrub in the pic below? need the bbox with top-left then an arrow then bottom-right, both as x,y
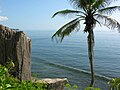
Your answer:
85,87 -> 101,90
0,62 -> 47,90
65,83 -> 78,90
108,78 -> 120,90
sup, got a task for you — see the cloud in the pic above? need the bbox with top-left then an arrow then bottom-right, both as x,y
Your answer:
0,16 -> 8,21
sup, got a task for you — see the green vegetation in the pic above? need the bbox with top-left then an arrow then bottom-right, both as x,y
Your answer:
65,83 -> 79,90
0,63 -> 47,90
84,87 -> 101,90
65,83 -> 101,90
108,78 -> 120,90
65,80 -> 120,90
52,0 -> 120,87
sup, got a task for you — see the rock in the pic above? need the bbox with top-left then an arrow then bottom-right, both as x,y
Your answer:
43,78 -> 68,90
0,24 -> 31,80
33,78 -> 68,90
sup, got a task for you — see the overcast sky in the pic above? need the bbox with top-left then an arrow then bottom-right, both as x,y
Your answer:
0,0 -> 120,31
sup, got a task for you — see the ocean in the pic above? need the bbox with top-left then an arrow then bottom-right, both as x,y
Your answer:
26,30 -> 120,89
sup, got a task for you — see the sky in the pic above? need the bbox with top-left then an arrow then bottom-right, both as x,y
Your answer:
0,0 -> 120,30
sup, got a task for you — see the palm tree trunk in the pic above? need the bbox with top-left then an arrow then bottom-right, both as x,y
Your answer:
88,29 -> 95,87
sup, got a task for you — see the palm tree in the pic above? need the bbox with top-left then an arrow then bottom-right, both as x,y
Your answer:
52,0 -> 120,87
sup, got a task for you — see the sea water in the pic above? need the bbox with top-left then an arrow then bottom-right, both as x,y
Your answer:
26,30 -> 120,89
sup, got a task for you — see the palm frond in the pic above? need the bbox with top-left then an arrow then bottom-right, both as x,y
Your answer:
92,0 -> 108,9
52,18 -> 81,42
103,0 -> 119,5
96,14 -> 120,32
69,0 -> 118,9
52,9 -> 85,18
92,0 -> 119,9
98,6 -> 120,15
69,0 -> 91,9
108,78 -> 120,90
95,19 -> 102,27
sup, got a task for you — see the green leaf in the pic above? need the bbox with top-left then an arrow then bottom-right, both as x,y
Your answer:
52,9 -> 84,18
52,18 -> 81,42
108,78 -> 120,90
96,14 -> 120,32
98,6 -> 120,15
65,83 -> 71,88
72,84 -> 78,89
85,87 -> 101,90
6,84 -> 11,88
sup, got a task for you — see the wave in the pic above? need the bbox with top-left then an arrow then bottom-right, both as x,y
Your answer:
32,57 -> 111,81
